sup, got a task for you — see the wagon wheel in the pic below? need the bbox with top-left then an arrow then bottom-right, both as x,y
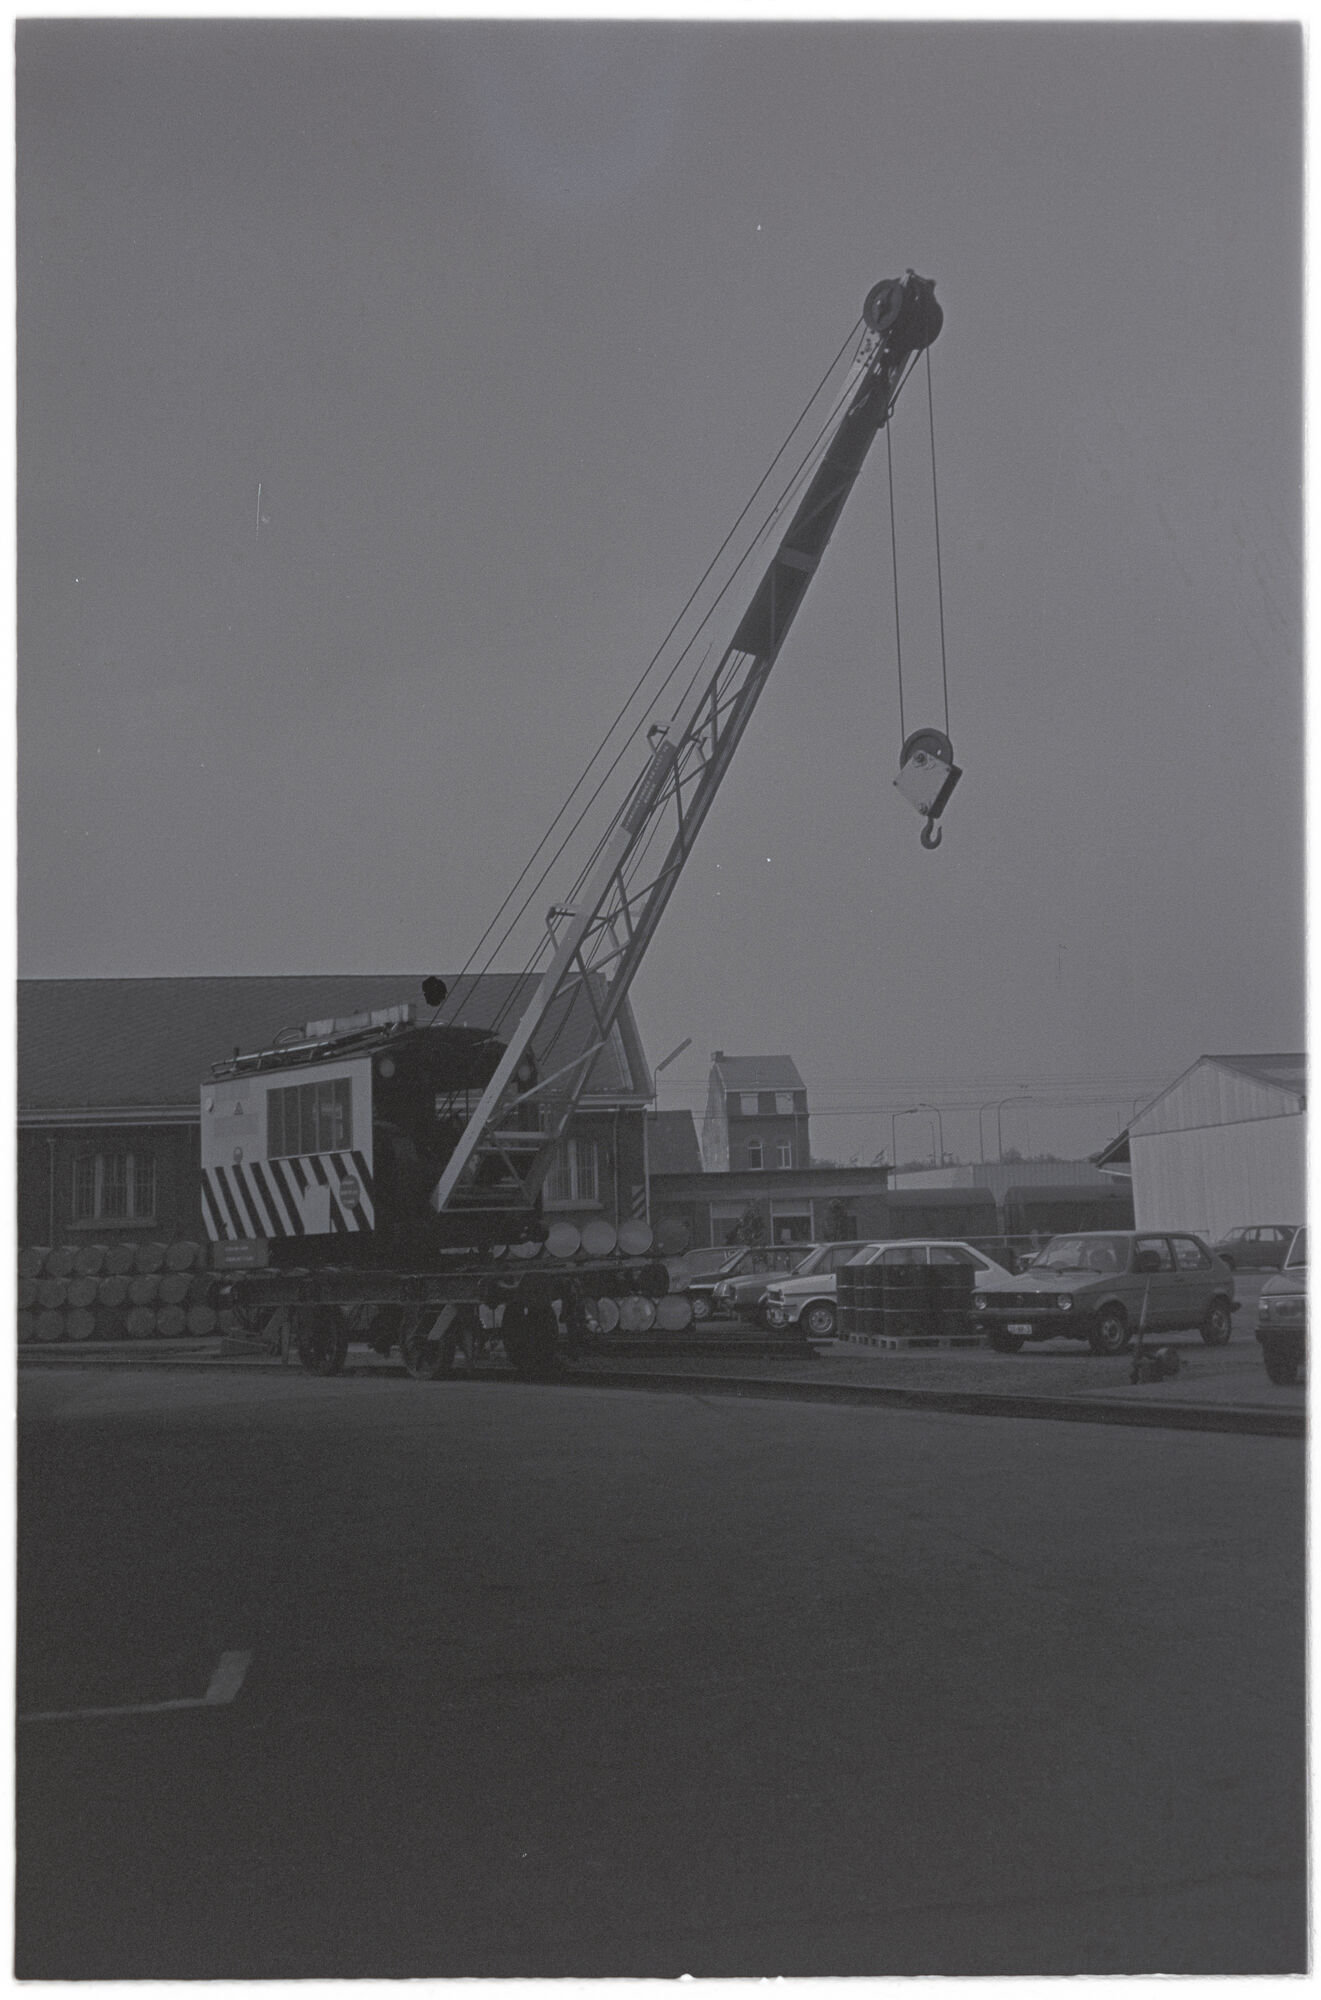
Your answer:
296,1307 -> 349,1377
399,1308 -> 459,1381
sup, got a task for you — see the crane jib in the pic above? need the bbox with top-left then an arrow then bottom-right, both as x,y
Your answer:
433,272 -> 944,1222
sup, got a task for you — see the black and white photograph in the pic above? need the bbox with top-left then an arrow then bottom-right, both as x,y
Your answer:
14,15 -> 1307,1979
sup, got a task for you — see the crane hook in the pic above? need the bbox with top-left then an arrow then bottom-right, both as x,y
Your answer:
920,813 -> 943,850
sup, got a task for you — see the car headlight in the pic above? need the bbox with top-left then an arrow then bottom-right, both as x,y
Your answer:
1058,1295 -> 1073,1312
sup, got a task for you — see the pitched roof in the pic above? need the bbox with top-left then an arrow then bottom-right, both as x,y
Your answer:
646,1109 -> 703,1174
710,1053 -> 805,1093
18,975 -> 649,1113
1202,1054 -> 1307,1099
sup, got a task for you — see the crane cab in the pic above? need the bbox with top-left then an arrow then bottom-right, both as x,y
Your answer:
199,1004 -> 542,1267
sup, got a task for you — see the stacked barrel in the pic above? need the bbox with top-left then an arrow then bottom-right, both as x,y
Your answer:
482,1218 -> 693,1338
17,1241 -> 230,1344
838,1257 -> 977,1346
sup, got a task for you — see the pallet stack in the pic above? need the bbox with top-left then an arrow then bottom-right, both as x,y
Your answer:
16,1241 -> 234,1344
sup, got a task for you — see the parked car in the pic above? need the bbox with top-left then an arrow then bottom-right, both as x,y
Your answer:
764,1238 -> 1012,1340
757,1240 -> 884,1338
1208,1223 -> 1300,1272
972,1229 -> 1235,1356
689,1244 -> 811,1322
1256,1225 -> 1306,1385
663,1246 -> 741,1291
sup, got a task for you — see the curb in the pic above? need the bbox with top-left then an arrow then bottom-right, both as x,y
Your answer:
17,1345 -> 1303,1438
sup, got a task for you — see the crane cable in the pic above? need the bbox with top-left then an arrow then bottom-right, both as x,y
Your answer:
446,327 -> 871,1046
883,343 -> 951,744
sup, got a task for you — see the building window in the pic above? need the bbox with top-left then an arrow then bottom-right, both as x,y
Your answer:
268,1078 -> 353,1158
775,1092 -> 794,1115
776,1141 -> 793,1169
739,1093 -> 759,1117
546,1137 -> 600,1205
72,1151 -> 157,1224
747,1140 -> 763,1170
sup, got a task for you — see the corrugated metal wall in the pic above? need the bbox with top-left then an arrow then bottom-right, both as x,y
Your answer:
1133,1062 -> 1302,1138
1131,1114 -> 1305,1238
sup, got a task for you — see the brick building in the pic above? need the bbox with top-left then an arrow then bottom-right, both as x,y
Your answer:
700,1052 -> 811,1173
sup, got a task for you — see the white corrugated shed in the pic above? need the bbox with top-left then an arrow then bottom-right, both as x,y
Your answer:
1126,1055 -> 1306,1237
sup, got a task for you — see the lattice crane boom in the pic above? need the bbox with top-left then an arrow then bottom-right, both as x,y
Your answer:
431,272 -> 943,1221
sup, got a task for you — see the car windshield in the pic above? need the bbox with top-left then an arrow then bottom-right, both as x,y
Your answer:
1221,1227 -> 1250,1244
1285,1228 -> 1307,1270
1035,1234 -> 1129,1274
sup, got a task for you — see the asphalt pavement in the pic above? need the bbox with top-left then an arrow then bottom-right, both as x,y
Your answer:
15,1363 -> 1307,1978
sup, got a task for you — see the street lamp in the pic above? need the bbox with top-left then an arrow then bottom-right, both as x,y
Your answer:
891,1103 -> 941,1169
914,1101 -> 945,1166
995,1088 -> 1030,1162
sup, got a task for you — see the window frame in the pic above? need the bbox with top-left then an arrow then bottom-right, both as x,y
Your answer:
70,1148 -> 158,1227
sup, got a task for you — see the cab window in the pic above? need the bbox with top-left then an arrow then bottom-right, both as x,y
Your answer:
1171,1236 -> 1212,1270
1134,1237 -> 1175,1273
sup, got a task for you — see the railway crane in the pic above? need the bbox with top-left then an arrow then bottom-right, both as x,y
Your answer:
200,272 -> 949,1379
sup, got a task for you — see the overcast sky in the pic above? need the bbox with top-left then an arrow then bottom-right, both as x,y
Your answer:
16,20 -> 1304,1167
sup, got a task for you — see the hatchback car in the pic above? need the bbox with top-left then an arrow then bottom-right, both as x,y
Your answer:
973,1230 -> 1235,1356
1209,1223 -> 1300,1271
765,1238 -> 1011,1341
1256,1225 -> 1306,1385
756,1240 -> 884,1338
688,1243 -> 810,1322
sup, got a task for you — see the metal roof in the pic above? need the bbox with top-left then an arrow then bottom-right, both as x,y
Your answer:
18,975 -> 650,1115
1200,1053 -> 1307,1099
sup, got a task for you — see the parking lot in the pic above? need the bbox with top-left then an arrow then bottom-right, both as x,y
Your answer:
16,1360 -> 1306,1978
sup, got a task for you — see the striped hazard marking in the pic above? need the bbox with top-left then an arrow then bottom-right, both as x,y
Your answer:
202,1150 -> 373,1242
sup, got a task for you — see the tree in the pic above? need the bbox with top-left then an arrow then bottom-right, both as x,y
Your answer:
732,1203 -> 765,1247
823,1198 -> 856,1242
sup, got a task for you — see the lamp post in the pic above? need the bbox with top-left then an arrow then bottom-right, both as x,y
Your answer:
995,1088 -> 1030,1161
891,1103 -> 941,1169
914,1101 -> 945,1166
643,1037 -> 692,1223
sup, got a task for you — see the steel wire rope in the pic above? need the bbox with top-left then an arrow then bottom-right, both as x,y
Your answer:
925,345 -> 951,737
430,323 -> 865,1029
463,347 -> 872,1053
467,347 -> 866,1039
482,363 -> 868,1079
885,419 -> 905,743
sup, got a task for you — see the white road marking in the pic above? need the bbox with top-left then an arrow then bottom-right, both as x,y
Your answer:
18,1650 -> 253,1724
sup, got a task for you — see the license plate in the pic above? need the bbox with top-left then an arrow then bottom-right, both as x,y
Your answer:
1007,1323 -> 1033,1337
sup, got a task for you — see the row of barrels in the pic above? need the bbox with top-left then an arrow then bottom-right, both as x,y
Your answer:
507,1217 -> 682,1261
18,1242 -> 228,1344
837,1260 -> 977,1342
18,1239 -> 206,1279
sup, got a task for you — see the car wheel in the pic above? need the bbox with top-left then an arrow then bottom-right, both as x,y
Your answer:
802,1301 -> 837,1340
1088,1306 -> 1130,1356
1263,1345 -> 1301,1386
988,1330 -> 1025,1353
689,1293 -> 712,1322
1200,1298 -> 1233,1346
